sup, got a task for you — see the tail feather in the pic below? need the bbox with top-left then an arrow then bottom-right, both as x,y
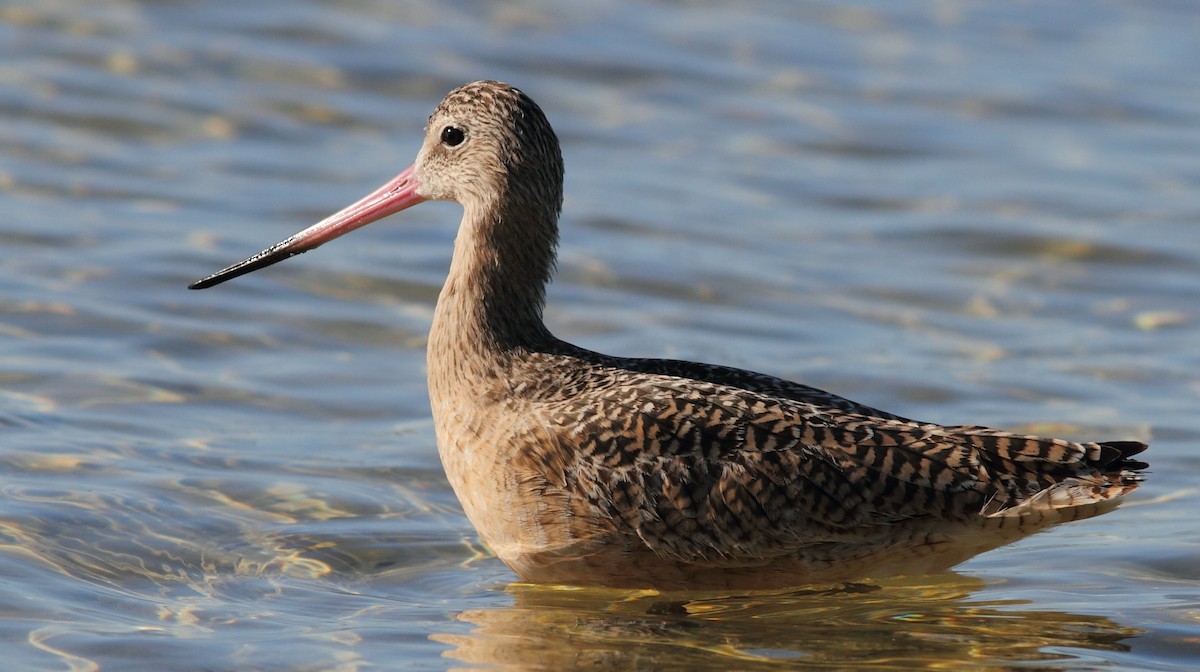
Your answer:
1095,440 -> 1150,475
985,438 -> 1148,524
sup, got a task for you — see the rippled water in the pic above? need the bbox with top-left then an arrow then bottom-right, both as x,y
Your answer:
2,1 -> 1198,669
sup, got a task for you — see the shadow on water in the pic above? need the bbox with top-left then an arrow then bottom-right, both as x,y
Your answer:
434,576 -> 1142,670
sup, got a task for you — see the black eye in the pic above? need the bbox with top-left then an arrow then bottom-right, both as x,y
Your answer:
441,125 -> 465,147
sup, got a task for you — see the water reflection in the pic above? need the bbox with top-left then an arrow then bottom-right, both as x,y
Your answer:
436,575 -> 1141,670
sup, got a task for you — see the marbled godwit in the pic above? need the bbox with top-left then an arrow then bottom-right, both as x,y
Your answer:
191,81 -> 1148,590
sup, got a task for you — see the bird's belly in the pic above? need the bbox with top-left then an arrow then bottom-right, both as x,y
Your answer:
495,533 -> 991,591
428,396 -> 1072,591
439,448 -> 1000,591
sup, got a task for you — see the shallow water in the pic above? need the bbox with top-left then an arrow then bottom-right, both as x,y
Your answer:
2,1 -> 1198,669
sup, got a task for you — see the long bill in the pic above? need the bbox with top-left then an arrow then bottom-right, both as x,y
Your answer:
189,165 -> 425,289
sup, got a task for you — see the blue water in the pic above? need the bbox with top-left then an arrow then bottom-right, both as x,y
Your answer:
2,1 -> 1198,669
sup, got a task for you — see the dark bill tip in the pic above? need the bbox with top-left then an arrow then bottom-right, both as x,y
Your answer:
188,239 -> 310,290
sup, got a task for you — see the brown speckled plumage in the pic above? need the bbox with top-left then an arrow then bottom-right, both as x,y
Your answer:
192,80 -> 1148,590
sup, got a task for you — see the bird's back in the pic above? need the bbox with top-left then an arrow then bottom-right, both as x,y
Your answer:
432,342 -> 1147,590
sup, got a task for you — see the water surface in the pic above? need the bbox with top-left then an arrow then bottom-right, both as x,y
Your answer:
2,1 -> 1198,669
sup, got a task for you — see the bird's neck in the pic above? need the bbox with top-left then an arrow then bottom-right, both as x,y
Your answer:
429,200 -> 558,376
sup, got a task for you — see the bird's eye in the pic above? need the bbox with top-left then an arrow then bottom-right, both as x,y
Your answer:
441,126 -> 465,147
